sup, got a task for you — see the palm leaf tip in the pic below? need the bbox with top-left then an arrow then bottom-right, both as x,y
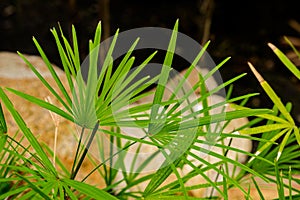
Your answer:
247,62 -> 264,83
267,43 -> 277,51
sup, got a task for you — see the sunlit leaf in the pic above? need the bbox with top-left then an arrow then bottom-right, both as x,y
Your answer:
61,179 -> 118,200
248,62 -> 295,124
0,88 -> 57,176
268,42 -> 300,80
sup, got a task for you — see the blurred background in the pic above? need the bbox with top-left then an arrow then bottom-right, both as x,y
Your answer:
1,0 -> 300,123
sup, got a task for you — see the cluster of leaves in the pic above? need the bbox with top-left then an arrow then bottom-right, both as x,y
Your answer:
0,20 -> 299,199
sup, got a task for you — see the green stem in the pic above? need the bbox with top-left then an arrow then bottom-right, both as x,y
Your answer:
71,121 -> 99,180
70,126 -> 85,179
209,137 -> 233,198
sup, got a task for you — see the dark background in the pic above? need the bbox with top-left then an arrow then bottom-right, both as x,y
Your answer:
1,0 -> 300,123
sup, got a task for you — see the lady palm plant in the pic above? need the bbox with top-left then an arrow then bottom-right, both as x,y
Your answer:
0,20 -> 298,199
239,39 -> 300,199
